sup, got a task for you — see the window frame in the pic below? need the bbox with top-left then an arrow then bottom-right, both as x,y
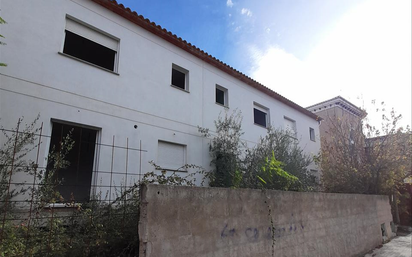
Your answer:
284,116 -> 297,137
309,127 -> 316,142
60,15 -> 120,74
157,140 -> 187,172
253,103 -> 270,128
215,84 -> 228,107
171,64 -> 189,92
48,120 -> 100,202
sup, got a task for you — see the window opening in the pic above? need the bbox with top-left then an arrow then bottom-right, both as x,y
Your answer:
254,105 -> 268,128
63,17 -> 118,71
63,31 -> 116,71
216,88 -> 225,105
216,85 -> 228,106
48,122 -> 97,202
171,64 -> 188,90
310,127 -> 315,141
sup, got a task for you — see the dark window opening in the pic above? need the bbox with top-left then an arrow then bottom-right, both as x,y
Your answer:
254,108 -> 267,127
310,127 -> 315,141
171,68 -> 186,90
48,122 -> 97,202
216,88 -> 225,105
63,30 -> 116,71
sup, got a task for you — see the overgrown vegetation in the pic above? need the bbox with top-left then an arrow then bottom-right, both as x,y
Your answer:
243,127 -> 317,191
319,101 -> 412,223
199,111 -> 244,188
0,117 -> 201,257
199,110 -> 318,191
1,116 -> 41,211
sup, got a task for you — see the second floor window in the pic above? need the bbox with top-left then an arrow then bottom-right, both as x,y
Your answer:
215,85 -> 228,107
171,64 -> 189,91
63,16 -> 119,72
254,103 -> 269,128
309,127 -> 315,141
284,117 -> 297,137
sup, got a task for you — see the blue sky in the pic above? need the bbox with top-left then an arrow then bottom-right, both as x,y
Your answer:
119,0 -> 411,129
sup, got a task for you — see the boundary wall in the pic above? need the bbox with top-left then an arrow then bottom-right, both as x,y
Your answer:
139,184 -> 394,257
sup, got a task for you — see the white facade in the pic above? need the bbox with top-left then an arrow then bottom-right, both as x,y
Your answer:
0,0 -> 320,200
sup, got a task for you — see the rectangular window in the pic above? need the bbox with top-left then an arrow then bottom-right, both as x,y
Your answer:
48,122 -> 97,202
63,17 -> 119,72
215,85 -> 228,107
171,64 -> 189,91
284,117 -> 297,137
254,103 -> 269,128
309,127 -> 315,141
157,141 -> 187,171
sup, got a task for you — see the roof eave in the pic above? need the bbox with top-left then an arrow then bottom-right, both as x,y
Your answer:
90,0 -> 321,122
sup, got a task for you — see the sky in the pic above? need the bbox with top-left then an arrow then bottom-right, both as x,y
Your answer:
119,0 -> 411,130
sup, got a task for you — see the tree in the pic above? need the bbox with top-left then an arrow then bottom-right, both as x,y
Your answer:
200,110 -> 318,191
244,127 -> 318,191
199,110 -> 245,188
0,116 -> 41,210
254,151 -> 299,191
320,102 -> 411,222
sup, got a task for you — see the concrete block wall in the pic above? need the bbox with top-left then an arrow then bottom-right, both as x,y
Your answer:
139,185 -> 394,257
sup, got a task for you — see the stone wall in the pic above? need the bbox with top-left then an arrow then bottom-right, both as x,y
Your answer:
139,184 -> 394,257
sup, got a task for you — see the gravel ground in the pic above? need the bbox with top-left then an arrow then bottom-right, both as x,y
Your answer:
364,234 -> 412,257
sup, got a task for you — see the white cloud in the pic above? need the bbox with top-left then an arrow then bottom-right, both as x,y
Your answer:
241,8 -> 252,17
250,46 -> 309,100
234,26 -> 241,32
226,0 -> 233,8
229,13 -> 232,17
250,0 -> 411,128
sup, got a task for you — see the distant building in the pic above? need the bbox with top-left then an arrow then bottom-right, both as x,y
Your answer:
307,96 -> 367,146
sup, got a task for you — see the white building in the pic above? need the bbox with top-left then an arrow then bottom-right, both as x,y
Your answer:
0,0 -> 321,202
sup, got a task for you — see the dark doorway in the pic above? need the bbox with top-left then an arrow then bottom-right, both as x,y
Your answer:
49,122 -> 97,202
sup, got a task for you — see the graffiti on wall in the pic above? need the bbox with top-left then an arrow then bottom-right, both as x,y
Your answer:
220,213 -> 304,242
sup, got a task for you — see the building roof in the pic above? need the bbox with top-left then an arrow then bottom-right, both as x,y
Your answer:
306,96 -> 367,118
91,0 -> 321,121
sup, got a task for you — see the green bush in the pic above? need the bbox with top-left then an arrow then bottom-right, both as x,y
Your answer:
200,110 -> 318,191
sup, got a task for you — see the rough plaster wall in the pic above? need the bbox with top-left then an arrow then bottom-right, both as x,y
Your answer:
139,185 -> 393,257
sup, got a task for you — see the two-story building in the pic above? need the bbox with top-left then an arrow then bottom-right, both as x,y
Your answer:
0,0 -> 321,202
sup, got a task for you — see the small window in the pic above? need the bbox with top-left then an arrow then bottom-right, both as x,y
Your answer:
284,117 -> 297,137
157,141 -> 187,171
254,103 -> 269,128
309,127 -> 315,141
63,17 -> 119,72
216,85 -> 228,107
171,64 -> 189,91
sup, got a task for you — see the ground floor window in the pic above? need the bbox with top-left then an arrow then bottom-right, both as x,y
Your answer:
48,121 -> 97,202
157,140 -> 187,171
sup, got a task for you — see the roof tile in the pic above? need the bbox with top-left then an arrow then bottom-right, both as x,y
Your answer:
91,0 -> 320,121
